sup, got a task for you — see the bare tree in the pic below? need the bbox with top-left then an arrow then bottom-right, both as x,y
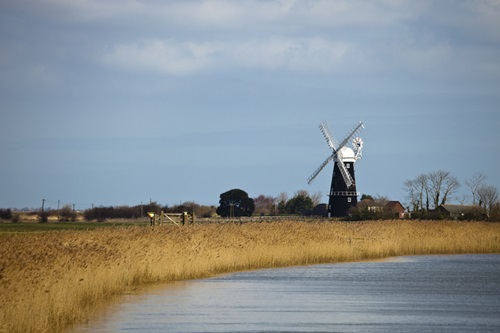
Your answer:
276,192 -> 289,214
291,189 -> 323,206
253,195 -> 276,215
456,193 -> 469,205
294,189 -> 309,198
310,191 -> 323,206
441,174 -> 460,206
404,171 -> 459,211
416,174 -> 430,211
276,192 -> 288,205
403,174 -> 429,212
428,170 -> 460,209
403,179 -> 418,212
477,185 -> 499,217
465,172 -> 488,205
374,195 -> 390,206
403,179 -> 419,211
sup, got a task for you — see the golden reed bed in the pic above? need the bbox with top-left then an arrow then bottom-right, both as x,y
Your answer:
1,220 -> 499,333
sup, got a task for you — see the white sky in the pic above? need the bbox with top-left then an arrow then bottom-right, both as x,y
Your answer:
1,0 -> 499,210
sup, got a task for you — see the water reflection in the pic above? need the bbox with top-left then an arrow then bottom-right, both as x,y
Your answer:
72,255 -> 500,333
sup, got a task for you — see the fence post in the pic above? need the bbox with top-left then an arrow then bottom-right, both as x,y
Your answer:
147,212 -> 155,227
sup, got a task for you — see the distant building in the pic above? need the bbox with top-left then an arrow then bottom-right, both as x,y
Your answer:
363,199 -> 408,219
384,201 -> 407,219
436,204 -> 482,219
312,204 -> 328,217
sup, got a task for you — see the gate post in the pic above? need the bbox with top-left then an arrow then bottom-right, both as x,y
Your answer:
147,212 -> 155,227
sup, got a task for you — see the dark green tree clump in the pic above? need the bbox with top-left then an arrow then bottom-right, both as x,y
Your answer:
0,209 -> 13,220
285,194 -> 314,215
217,189 -> 255,217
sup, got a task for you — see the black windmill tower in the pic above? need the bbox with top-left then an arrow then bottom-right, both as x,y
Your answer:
307,121 -> 364,217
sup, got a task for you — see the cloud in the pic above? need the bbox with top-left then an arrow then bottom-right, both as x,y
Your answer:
437,0 -> 500,43
232,37 -> 351,71
5,0 -> 500,84
12,0 -> 425,29
35,0 -> 143,21
101,39 -> 218,75
158,0 -> 426,30
9,0 -> 499,37
100,37 -> 351,75
93,1 -> 496,77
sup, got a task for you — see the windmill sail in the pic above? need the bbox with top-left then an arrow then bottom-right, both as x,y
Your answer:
307,154 -> 334,185
336,121 -> 364,150
319,121 -> 338,150
335,150 -> 354,188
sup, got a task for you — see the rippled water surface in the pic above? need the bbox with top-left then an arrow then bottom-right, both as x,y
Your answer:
72,254 -> 500,332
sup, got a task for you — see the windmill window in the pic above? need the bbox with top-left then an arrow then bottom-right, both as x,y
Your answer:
347,197 -> 352,203
346,164 -> 350,168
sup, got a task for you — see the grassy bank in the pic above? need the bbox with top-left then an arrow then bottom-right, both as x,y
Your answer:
0,220 -> 149,232
1,220 -> 499,333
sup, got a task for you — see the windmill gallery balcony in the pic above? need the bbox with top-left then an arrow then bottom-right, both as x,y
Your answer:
331,191 -> 360,197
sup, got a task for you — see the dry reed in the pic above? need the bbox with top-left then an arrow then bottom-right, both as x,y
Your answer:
1,220 -> 499,333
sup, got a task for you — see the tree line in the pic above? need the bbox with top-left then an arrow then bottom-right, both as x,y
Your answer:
0,189 -> 324,222
215,189 -> 323,218
1,170 -> 498,222
403,171 -> 499,219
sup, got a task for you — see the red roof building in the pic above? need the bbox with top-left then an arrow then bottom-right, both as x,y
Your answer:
384,201 -> 407,219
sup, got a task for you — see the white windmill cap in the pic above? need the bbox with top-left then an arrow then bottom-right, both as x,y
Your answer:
338,147 -> 356,162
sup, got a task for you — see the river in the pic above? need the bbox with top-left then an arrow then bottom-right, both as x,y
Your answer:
72,254 -> 500,332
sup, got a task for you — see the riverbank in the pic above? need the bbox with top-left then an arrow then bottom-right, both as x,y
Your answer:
1,220 -> 499,333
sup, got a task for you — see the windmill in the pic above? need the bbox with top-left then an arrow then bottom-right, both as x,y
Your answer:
307,120 -> 364,217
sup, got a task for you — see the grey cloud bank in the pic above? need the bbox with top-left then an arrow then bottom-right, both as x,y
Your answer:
1,0 -> 499,209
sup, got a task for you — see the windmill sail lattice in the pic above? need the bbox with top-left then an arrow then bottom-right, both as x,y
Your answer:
308,120 -> 364,217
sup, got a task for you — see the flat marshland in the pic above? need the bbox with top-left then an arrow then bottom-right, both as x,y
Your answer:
1,220 -> 500,333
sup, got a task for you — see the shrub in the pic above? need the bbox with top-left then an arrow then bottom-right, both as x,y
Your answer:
0,209 -> 13,220
38,211 -> 49,223
59,205 -> 77,222
166,202 -> 217,218
83,202 -> 163,221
